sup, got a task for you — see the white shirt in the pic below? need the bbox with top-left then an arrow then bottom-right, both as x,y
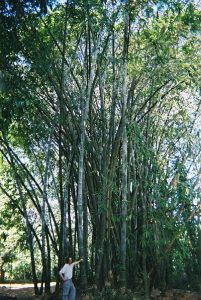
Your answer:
59,263 -> 75,280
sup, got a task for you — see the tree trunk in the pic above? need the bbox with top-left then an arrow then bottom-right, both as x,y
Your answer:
120,2 -> 130,287
4,137 -> 40,296
40,137 -> 52,294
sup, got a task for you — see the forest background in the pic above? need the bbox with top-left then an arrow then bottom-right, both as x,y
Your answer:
0,0 -> 201,299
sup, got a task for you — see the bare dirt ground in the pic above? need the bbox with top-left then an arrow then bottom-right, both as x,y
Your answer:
0,283 -> 56,299
0,283 -> 35,298
1,284 -> 201,300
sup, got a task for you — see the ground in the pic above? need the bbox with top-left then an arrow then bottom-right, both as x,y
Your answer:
0,284 -> 201,300
0,283 -> 55,299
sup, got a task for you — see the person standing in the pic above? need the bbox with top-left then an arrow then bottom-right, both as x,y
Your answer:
59,256 -> 83,300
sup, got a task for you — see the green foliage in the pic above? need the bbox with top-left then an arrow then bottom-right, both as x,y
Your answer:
13,261 -> 32,280
0,0 -> 201,294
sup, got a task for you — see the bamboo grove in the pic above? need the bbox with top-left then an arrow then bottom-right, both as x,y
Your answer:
0,0 -> 201,298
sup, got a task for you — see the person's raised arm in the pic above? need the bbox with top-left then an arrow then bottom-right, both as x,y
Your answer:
73,258 -> 84,266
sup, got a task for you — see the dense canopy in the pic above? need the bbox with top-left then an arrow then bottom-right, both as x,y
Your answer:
0,0 -> 201,299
